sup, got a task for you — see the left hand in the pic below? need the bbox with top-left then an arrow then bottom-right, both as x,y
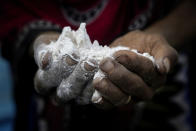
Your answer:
33,32 -> 97,105
92,30 -> 178,109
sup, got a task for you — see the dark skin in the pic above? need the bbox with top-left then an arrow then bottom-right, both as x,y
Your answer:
93,0 -> 196,108
93,31 -> 177,108
33,0 -> 196,109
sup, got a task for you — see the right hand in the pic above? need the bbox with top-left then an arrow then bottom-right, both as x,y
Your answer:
33,32 -> 97,105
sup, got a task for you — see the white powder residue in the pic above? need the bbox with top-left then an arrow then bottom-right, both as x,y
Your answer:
37,23 -> 155,104
91,90 -> 103,103
131,49 -> 155,63
93,70 -> 106,79
79,41 -> 130,64
41,23 -> 155,79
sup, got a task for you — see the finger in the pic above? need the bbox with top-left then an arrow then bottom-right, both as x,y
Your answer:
151,35 -> 178,74
34,70 -> 56,95
76,81 -> 95,105
100,58 -> 153,100
41,51 -> 53,70
35,50 -> 53,70
50,90 -> 61,106
65,54 -> 78,66
93,77 -> 130,106
114,50 -> 166,87
33,32 -> 59,68
56,61 -> 97,102
39,52 -> 79,70
35,53 -> 78,94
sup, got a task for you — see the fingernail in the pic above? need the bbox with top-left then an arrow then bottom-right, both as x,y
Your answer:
84,61 -> 96,71
163,57 -> 170,73
71,53 -> 79,61
66,55 -> 78,66
41,52 -> 52,70
100,59 -> 114,73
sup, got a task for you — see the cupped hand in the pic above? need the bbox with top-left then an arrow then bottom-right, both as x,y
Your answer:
92,30 -> 178,109
33,32 -> 97,105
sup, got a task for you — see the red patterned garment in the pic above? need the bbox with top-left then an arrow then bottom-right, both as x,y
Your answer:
0,0 -> 163,46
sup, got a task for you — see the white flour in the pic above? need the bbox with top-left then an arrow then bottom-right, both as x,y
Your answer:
36,23 -> 155,104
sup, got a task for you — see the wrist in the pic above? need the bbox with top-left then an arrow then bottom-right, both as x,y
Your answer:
31,32 -> 60,57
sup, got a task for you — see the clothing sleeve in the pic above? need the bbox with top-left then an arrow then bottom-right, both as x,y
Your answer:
128,0 -> 182,31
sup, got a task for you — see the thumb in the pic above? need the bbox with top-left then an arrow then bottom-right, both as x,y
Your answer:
151,40 -> 178,74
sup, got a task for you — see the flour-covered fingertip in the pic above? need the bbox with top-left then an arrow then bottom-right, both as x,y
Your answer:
65,54 -> 78,66
91,90 -> 102,104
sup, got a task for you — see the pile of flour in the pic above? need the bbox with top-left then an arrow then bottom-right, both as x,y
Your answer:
46,23 -> 154,78
37,23 -> 155,104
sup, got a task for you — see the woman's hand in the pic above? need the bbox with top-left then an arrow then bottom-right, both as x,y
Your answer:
33,32 -> 97,105
92,30 -> 178,109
